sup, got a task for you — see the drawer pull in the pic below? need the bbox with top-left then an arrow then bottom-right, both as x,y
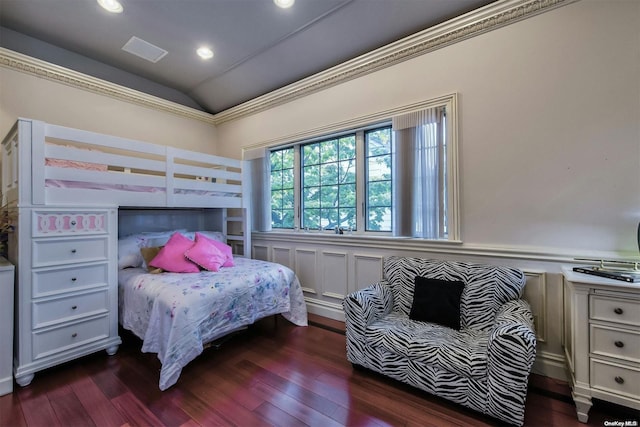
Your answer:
71,305 -> 77,310
614,307 -> 624,315
71,333 -> 78,338
71,277 -> 77,282
70,220 -> 77,226
614,341 -> 624,348
614,376 -> 624,384
71,249 -> 77,254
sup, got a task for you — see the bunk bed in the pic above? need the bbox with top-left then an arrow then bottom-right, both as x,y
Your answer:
1,118 -> 307,390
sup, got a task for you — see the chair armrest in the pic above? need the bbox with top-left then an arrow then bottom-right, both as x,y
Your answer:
343,281 -> 393,329
486,299 -> 537,426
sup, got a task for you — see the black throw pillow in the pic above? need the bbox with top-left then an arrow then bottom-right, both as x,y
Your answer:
409,276 -> 465,330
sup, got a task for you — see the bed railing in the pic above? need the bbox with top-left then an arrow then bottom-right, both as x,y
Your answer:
2,118 -> 247,209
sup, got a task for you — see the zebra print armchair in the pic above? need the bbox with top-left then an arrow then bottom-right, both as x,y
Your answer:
343,257 -> 536,426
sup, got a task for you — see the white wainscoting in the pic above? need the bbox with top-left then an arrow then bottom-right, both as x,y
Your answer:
254,235 -> 571,380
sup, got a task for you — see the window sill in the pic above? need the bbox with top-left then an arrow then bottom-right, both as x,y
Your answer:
252,230 -> 462,248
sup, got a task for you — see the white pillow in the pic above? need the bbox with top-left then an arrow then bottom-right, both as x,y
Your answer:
117,235 -> 146,269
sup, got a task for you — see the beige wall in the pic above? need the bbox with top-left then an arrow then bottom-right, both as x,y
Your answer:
0,67 -> 218,154
216,0 -> 640,257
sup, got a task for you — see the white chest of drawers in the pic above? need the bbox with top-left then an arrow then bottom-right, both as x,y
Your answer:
563,267 -> 640,422
13,207 -> 121,387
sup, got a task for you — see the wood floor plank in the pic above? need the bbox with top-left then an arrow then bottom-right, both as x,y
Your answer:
111,391 -> 166,427
0,392 -> 27,427
5,317 -> 636,427
68,370 -> 127,427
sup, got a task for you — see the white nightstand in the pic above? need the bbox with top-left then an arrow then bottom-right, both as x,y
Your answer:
563,267 -> 640,422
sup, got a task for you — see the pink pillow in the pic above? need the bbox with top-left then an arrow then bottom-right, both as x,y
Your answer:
149,232 -> 200,273
185,233 -> 227,272
194,232 -> 235,267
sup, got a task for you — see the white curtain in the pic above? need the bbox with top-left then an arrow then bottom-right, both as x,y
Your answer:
392,106 -> 446,239
248,150 -> 272,232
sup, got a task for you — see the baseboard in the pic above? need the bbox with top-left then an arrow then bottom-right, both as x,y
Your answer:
532,350 -> 568,381
305,298 -> 345,322
0,375 -> 13,396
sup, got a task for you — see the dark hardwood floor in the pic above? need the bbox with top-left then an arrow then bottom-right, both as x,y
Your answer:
1,314 -> 637,427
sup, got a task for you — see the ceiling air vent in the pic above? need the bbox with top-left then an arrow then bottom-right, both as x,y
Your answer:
121,36 -> 168,63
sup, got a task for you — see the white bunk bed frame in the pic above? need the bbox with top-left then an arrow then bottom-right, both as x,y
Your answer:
1,118 -> 252,387
2,118 -> 251,251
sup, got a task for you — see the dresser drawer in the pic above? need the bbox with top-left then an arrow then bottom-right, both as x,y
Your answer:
590,295 -> 640,327
32,237 -> 108,267
32,263 -> 108,297
590,359 -> 640,400
33,210 -> 110,237
33,290 -> 109,329
32,315 -> 110,360
590,324 -> 640,364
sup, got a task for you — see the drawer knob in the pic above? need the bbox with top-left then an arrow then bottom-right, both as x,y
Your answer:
614,376 -> 624,384
70,220 -> 77,226
614,307 -> 624,315
71,277 -> 77,282
71,305 -> 77,310
71,333 -> 78,338
71,249 -> 77,254
614,341 -> 624,348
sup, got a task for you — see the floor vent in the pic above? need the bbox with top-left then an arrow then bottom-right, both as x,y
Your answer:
121,36 -> 168,63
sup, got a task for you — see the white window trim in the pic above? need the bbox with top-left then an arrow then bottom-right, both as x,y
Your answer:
244,92 -> 460,241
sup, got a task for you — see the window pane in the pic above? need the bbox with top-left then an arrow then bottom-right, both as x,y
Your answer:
368,181 -> 391,206
339,183 -> 356,206
339,208 -> 356,229
368,207 -> 391,231
303,187 -> 320,208
365,126 -> 392,232
322,208 -> 339,230
303,208 -> 320,230
367,157 -> 391,181
282,188 -> 294,209
339,160 -> 356,183
320,163 -> 339,185
282,149 -> 294,169
270,170 -> 282,190
367,129 -> 391,156
303,144 -> 319,165
303,165 -> 320,187
339,136 -> 356,160
320,185 -> 339,208
321,139 -> 338,163
270,147 -> 294,229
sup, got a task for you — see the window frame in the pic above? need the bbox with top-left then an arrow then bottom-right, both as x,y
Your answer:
258,93 -> 460,241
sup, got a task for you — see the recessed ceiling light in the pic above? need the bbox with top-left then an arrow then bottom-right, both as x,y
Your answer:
274,0 -> 295,9
97,0 -> 123,13
197,47 -> 214,60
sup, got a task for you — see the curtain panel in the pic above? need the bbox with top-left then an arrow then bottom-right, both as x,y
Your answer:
392,106 -> 446,239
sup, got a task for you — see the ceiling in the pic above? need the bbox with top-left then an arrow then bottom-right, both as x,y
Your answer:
0,0 -> 495,115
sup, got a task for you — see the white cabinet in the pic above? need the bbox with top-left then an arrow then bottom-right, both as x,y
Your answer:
563,267 -> 640,422
13,207 -> 121,387
0,257 -> 14,396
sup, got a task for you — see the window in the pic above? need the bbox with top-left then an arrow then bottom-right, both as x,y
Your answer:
261,94 -> 459,241
365,127 -> 392,231
270,148 -> 294,228
301,135 -> 356,231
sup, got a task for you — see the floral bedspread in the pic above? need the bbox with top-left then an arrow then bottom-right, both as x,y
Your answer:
118,258 -> 308,390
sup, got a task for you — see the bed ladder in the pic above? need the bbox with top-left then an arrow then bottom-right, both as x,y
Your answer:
224,208 -> 250,258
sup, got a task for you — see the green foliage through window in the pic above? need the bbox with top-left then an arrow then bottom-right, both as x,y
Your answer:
302,135 -> 356,231
270,148 -> 294,228
365,127 -> 392,231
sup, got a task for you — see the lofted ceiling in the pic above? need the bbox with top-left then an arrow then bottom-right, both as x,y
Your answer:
0,0 -> 495,115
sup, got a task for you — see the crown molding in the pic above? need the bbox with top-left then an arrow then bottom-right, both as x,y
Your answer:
0,0 -> 578,126
214,0 -> 578,124
0,48 -> 217,125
